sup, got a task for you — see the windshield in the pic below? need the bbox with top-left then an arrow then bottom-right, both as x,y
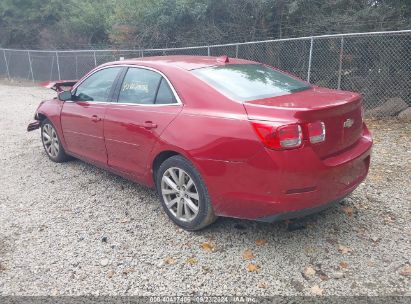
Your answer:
192,64 -> 311,102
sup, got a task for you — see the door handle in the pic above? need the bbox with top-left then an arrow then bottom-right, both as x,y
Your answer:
142,121 -> 157,129
91,115 -> 101,122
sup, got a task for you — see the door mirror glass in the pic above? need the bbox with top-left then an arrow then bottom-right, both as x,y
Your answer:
58,90 -> 72,101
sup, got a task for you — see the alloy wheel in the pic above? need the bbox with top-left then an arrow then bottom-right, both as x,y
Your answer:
42,123 -> 60,158
161,167 -> 200,222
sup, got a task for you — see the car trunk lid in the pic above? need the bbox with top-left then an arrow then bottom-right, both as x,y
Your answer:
244,87 -> 363,158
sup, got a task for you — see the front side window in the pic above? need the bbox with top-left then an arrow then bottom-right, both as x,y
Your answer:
192,64 -> 311,102
73,67 -> 122,102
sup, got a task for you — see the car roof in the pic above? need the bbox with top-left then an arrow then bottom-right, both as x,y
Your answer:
105,55 -> 257,71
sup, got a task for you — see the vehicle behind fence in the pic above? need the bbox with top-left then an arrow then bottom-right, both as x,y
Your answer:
0,30 -> 410,114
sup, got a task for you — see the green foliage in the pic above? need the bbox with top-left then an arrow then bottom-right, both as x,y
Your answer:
57,0 -> 115,47
0,0 -> 63,47
0,0 -> 409,48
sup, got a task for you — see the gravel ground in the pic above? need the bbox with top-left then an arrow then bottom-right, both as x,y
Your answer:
0,82 -> 410,296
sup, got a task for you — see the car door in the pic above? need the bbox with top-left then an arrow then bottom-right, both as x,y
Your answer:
104,67 -> 183,177
60,66 -> 123,165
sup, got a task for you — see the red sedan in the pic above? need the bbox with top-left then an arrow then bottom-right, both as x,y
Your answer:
27,56 -> 372,230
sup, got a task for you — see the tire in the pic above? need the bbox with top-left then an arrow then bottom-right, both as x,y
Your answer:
41,119 -> 71,163
156,155 -> 217,231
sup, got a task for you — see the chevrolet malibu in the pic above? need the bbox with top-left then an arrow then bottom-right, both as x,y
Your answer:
27,56 -> 372,230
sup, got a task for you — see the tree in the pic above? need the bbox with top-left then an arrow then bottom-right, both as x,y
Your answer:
0,0 -> 63,47
0,0 -> 409,49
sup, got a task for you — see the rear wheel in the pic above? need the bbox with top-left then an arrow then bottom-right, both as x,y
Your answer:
41,119 -> 70,162
156,155 -> 217,230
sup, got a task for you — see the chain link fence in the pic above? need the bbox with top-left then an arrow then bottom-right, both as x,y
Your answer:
1,30 -> 410,115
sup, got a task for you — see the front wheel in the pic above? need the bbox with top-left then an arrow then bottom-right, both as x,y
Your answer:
156,155 -> 217,231
41,119 -> 71,162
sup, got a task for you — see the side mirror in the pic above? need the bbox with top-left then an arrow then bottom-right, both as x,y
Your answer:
58,90 -> 73,101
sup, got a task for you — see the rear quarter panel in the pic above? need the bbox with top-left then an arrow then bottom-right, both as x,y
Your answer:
156,111 -> 261,161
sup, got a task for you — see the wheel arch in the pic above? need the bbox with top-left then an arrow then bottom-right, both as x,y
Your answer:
151,150 -> 181,184
36,107 -> 68,152
36,112 -> 48,122
150,147 -> 204,186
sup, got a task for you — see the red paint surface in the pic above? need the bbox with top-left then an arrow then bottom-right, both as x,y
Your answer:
33,56 -> 372,220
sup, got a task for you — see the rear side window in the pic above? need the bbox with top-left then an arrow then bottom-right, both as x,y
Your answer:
155,78 -> 176,104
192,64 -> 311,102
118,68 -> 161,104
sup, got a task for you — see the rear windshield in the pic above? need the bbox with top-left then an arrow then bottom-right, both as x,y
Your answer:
192,64 -> 310,102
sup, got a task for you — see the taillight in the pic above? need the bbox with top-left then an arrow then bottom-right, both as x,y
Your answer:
251,122 -> 302,150
278,125 -> 302,148
307,121 -> 326,144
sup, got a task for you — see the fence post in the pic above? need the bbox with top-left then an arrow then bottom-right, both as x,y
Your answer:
235,44 -> 239,58
50,56 -> 54,80
207,46 -> 210,56
3,49 -> 10,79
307,37 -> 314,82
27,51 -> 34,82
337,37 -> 344,90
141,50 -> 144,58
93,51 -> 97,66
56,51 -> 61,80
75,56 -> 78,79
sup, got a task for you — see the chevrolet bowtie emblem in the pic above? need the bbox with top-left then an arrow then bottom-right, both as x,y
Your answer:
343,118 -> 354,128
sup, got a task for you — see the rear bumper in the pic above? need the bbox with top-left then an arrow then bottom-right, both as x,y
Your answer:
257,195 -> 347,223
196,125 -> 372,220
